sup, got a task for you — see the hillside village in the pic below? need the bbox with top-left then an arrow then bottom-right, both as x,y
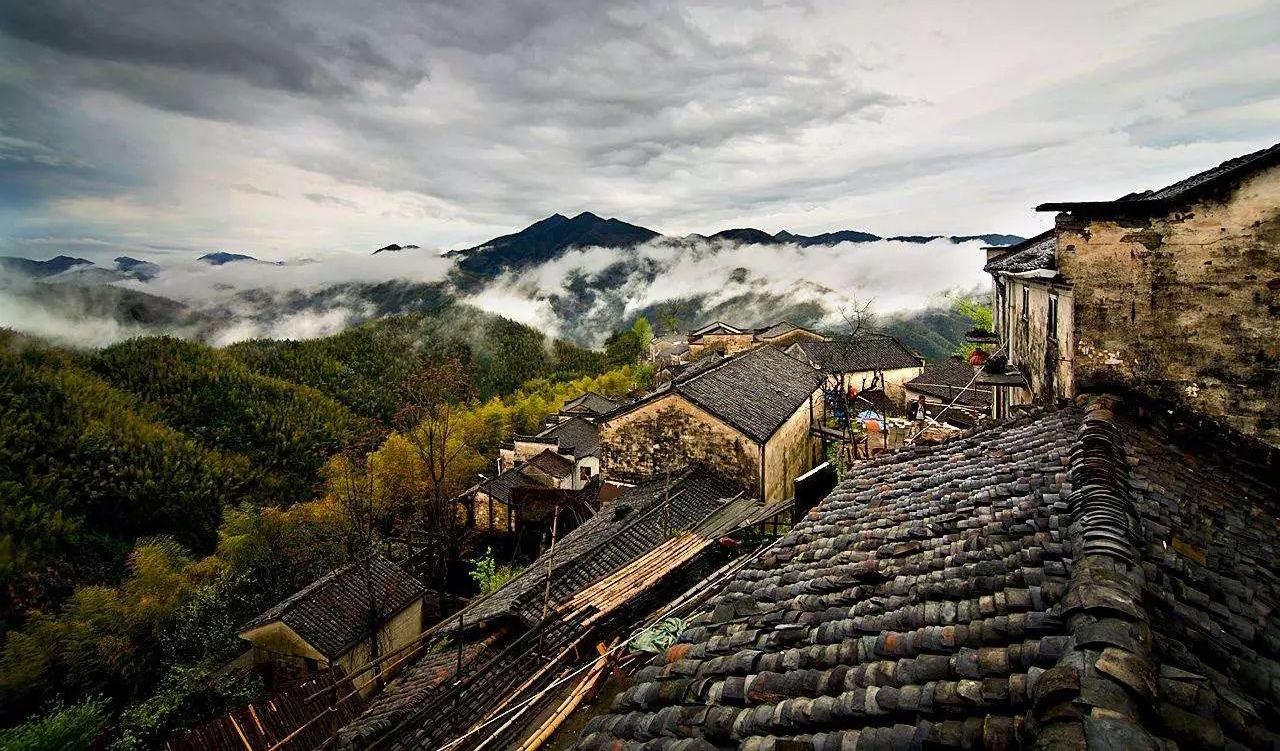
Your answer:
152,142 -> 1280,750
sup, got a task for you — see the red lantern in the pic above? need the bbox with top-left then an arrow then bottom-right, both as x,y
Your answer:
969,348 -> 988,366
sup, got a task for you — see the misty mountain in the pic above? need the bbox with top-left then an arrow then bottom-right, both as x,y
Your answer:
774,229 -> 882,245
707,228 -> 780,245
1,211 -> 1024,355
116,256 -> 162,281
198,251 -> 264,265
0,254 -> 94,279
448,211 -> 661,281
445,212 -> 1024,281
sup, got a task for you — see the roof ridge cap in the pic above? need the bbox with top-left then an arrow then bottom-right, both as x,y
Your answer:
1032,394 -> 1162,745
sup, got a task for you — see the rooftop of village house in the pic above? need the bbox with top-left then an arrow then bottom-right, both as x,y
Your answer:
240,553 -> 424,661
617,343 -> 823,443
787,333 -> 924,373
982,229 -> 1057,276
686,319 -> 827,342
1037,140 -> 1280,214
559,391 -> 626,416
505,414 -> 601,457
905,357 -> 993,412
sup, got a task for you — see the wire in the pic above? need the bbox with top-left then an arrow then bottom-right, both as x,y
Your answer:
906,367 -> 983,443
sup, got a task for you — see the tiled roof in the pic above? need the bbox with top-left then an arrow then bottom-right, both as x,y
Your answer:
982,230 -> 1056,275
561,392 -> 624,416
756,321 -> 802,339
577,396 -> 1280,749
537,416 -> 601,457
483,465 -> 552,506
1037,141 -> 1280,214
792,334 -> 923,373
526,448 -> 575,479
451,464 -> 746,632
240,553 -> 424,660
690,321 -> 748,339
648,345 -> 823,443
905,358 -> 992,411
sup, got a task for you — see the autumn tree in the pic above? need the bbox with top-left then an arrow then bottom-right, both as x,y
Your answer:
393,358 -> 477,582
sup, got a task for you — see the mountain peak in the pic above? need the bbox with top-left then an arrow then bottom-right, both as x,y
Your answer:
198,251 -> 260,265
452,211 -> 660,282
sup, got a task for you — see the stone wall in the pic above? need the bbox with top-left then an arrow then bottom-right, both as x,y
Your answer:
762,391 -> 822,501
1055,164 -> 1280,445
599,393 -> 760,491
689,333 -> 757,359
997,277 -> 1075,402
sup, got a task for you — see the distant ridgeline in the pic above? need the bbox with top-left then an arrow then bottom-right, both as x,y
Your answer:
0,213 -> 1020,357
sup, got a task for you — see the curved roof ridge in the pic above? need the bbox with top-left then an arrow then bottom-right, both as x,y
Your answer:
1030,394 -> 1158,746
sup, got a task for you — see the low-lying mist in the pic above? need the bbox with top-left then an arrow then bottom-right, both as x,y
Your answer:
0,236 -> 989,350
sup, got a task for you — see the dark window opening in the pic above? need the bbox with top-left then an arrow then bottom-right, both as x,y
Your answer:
1047,293 -> 1059,339
1021,287 -> 1030,323
579,466 -> 591,480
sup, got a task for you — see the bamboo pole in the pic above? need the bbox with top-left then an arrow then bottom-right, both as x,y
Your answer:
515,639 -> 616,751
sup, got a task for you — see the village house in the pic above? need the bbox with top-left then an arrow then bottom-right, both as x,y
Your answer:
784,332 -> 925,400
685,320 -> 828,360
903,355 -> 993,427
985,142 -> 1280,446
983,230 -> 1072,417
497,415 -> 600,478
599,344 -> 825,501
237,554 -> 430,695
555,391 -> 624,422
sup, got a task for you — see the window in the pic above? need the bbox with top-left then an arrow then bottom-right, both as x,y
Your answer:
1021,287 -> 1030,323
580,466 -> 592,481
1047,293 -> 1059,339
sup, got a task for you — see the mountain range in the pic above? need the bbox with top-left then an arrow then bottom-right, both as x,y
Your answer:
0,211 -> 1022,357
446,211 -> 1022,280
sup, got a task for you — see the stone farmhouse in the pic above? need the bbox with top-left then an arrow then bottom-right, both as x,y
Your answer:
686,320 -> 829,360
600,344 -> 825,501
985,142 -> 1280,446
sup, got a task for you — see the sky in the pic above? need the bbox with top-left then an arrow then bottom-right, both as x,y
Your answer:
1,0 -> 1278,262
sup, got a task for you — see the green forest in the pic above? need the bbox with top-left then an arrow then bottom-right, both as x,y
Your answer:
0,304 -> 650,749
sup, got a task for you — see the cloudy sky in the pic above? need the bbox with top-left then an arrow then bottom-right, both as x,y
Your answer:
2,0 -> 1277,261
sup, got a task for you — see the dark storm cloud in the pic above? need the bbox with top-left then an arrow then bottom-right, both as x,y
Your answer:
0,0 -> 1275,256
0,0 -> 428,98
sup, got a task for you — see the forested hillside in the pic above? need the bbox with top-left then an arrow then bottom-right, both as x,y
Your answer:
0,303 -> 635,748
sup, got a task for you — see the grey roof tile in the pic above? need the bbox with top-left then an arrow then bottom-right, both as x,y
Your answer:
791,335 -> 922,373
241,553 -> 424,660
